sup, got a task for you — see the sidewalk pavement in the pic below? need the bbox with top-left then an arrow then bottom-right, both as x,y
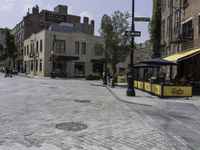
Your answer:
106,83 -> 200,109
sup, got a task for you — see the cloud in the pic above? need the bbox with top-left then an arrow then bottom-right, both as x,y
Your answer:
0,0 -> 14,11
79,11 -> 93,22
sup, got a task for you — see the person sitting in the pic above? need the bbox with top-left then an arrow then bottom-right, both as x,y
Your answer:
180,76 -> 189,85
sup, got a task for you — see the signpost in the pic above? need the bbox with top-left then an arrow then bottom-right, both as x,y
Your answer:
134,17 -> 151,22
125,31 -> 141,37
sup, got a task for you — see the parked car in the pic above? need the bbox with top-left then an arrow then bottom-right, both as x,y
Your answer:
11,68 -> 18,75
0,67 -> 5,73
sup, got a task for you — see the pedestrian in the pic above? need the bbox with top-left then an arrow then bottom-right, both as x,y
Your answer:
4,66 -> 11,78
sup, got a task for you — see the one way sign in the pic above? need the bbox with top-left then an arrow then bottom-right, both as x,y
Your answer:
125,31 -> 141,37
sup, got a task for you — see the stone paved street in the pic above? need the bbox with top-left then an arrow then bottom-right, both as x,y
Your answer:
0,73 -> 200,150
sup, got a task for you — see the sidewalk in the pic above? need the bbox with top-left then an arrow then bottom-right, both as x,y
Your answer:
106,83 -> 200,109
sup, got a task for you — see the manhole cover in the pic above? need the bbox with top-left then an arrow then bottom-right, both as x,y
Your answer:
49,87 -> 58,89
55,122 -> 87,132
74,99 -> 91,103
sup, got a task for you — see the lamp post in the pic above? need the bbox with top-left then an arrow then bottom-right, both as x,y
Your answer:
103,44 -> 107,85
50,34 -> 56,78
126,0 -> 136,96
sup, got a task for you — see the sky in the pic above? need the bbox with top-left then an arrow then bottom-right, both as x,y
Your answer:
0,0 -> 152,43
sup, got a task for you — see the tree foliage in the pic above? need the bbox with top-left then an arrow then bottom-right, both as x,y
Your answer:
0,28 -> 17,66
149,0 -> 161,58
99,10 -> 131,76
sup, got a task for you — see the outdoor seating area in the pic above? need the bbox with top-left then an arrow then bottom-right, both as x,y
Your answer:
133,58 -> 193,98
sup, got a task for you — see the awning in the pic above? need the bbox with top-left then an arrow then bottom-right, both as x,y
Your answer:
91,58 -> 106,63
55,55 -> 79,61
164,48 -> 200,62
140,58 -> 177,66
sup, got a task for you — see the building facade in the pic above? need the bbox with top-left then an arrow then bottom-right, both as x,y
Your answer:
23,29 -> 104,77
12,4 -> 95,72
115,40 -> 152,77
161,0 -> 200,80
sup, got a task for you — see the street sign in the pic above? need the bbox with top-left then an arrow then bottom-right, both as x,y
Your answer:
125,31 -> 141,37
134,17 -> 151,22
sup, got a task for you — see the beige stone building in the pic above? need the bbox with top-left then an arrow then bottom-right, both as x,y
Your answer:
23,29 -> 104,77
12,4 -> 95,72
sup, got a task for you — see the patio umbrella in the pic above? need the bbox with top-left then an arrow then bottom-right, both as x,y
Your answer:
133,63 -> 159,80
140,58 -> 177,80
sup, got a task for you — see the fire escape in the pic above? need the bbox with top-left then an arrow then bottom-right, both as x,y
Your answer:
169,0 -> 194,51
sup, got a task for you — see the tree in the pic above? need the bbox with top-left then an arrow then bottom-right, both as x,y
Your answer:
149,0 -> 161,58
3,28 -> 17,66
99,10 -> 131,76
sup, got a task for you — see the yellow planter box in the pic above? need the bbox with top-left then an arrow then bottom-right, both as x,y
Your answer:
117,76 -> 127,83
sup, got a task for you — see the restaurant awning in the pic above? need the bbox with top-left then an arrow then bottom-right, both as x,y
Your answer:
140,58 -> 177,66
164,48 -> 200,62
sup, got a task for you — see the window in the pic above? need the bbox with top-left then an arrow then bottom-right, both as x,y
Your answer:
39,59 -> 42,71
27,45 -> 29,55
94,48 -> 103,56
75,42 -> 79,54
36,60 -> 38,71
36,41 -> 39,53
81,42 -> 86,54
161,0 -> 166,12
40,40 -> 43,52
168,0 -> 172,8
182,0 -> 188,6
74,62 -> 85,76
174,10 -> 180,32
182,20 -> 193,39
198,16 -> 200,34
161,19 -> 166,38
31,60 -> 33,71
24,46 -> 26,56
55,40 -> 65,52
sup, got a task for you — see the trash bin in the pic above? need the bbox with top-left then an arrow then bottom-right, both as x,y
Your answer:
110,78 -> 115,87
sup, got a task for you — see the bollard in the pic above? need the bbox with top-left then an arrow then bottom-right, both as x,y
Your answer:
110,78 -> 115,88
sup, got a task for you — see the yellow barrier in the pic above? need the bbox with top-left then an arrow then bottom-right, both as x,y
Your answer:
163,86 -> 192,97
134,81 -> 138,88
144,82 -> 152,92
137,81 -> 144,90
151,84 -> 162,96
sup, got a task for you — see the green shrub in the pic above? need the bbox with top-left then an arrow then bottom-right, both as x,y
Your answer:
85,73 -> 101,80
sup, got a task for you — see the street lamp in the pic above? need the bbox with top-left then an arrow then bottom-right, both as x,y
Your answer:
50,34 -> 56,78
126,0 -> 136,96
103,44 -> 107,85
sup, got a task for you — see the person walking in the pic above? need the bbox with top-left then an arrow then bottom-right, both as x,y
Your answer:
4,66 -> 12,78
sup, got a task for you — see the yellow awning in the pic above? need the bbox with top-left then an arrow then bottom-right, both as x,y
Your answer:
164,48 -> 200,62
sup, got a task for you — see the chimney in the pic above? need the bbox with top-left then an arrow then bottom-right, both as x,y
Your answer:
83,17 -> 89,24
54,5 -> 68,15
32,5 -> 39,14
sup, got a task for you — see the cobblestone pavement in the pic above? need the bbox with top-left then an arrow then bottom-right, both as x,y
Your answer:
0,74 -> 198,149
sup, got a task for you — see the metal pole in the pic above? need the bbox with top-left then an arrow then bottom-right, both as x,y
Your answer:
103,44 -> 107,85
126,0 -> 136,96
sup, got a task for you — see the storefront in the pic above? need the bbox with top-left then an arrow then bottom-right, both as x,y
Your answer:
164,47 -> 200,95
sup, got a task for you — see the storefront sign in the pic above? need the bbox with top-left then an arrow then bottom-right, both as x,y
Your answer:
163,86 -> 192,97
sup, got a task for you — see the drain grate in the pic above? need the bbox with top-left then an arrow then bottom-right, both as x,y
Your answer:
74,99 -> 91,103
55,122 -> 87,132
